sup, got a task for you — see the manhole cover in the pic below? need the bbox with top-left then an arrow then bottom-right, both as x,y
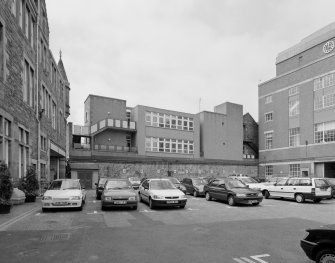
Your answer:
40,233 -> 71,242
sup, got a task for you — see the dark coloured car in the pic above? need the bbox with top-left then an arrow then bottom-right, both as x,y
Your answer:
95,177 -> 108,200
166,177 -> 187,194
324,178 -> 335,198
301,224 -> 335,263
128,177 -> 141,190
181,178 -> 207,197
101,179 -> 138,210
204,178 -> 263,206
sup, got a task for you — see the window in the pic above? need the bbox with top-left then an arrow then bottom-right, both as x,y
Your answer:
314,121 -> 335,143
265,132 -> 273,150
18,127 -> 29,179
265,165 -> 273,177
289,86 -> 299,96
289,127 -> 300,147
289,96 -> 299,116
40,135 -> 47,151
265,95 -> 272,104
52,101 -> 56,129
23,60 -> 34,107
145,112 -> 151,126
19,0 -> 23,28
314,89 -> 335,110
289,164 -> 300,177
146,111 -> 194,131
146,137 -> 193,154
314,73 -> 335,91
11,0 -> 17,16
265,112 -> 273,122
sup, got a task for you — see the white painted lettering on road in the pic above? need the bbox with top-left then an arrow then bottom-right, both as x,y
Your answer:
87,211 -> 103,215
187,208 -> 200,211
233,254 -> 270,263
139,209 -> 155,213
250,254 -> 270,263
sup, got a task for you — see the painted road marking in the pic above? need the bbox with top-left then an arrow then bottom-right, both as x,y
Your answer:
233,254 -> 270,263
187,208 -> 200,211
139,209 -> 155,213
0,206 -> 41,231
87,210 -> 103,215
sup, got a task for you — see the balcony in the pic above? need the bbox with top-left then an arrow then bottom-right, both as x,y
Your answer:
73,118 -> 136,136
94,144 -> 137,153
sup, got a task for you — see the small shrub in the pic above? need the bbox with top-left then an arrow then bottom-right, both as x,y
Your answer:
0,161 -> 13,205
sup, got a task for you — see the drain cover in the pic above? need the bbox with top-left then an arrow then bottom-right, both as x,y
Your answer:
40,233 -> 71,242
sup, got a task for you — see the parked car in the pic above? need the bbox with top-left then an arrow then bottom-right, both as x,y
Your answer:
204,178 -> 263,206
95,176 -> 108,200
264,176 -> 290,186
128,177 -> 141,190
230,176 -> 266,191
324,178 -> 335,198
101,179 -> 138,210
138,178 -> 187,209
166,177 -> 187,194
181,178 -> 207,197
262,177 -> 332,203
41,179 -> 86,212
300,224 -> 335,263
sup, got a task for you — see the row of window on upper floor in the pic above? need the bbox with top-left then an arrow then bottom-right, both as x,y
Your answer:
145,111 -> 194,131
264,120 -> 335,150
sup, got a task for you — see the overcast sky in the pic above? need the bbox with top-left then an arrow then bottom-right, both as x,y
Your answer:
46,0 -> 335,125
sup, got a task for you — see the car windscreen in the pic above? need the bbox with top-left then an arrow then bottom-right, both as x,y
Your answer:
240,177 -> 258,183
168,178 -> 180,184
226,179 -> 247,188
49,180 -> 81,190
105,180 -> 132,190
150,180 -> 176,190
129,177 -> 140,183
192,179 -> 207,185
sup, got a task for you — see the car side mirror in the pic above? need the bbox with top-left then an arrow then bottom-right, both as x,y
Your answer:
95,183 -> 98,186
82,186 -> 86,190
273,183 -> 277,186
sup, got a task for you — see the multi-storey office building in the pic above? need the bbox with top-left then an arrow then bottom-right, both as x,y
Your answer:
0,0 -> 70,185
70,95 -> 258,189
259,22 -> 335,179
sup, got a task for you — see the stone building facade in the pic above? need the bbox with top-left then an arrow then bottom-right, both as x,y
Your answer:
0,0 -> 70,186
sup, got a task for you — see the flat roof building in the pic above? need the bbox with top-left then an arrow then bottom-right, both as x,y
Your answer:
259,22 -> 335,179
70,95 -> 258,188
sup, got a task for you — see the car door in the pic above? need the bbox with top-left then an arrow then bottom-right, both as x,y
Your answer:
183,179 -> 191,194
141,180 -> 150,202
269,178 -> 288,197
216,181 -> 228,201
207,180 -> 220,199
283,179 -> 299,199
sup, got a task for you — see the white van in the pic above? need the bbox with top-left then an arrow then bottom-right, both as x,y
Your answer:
262,177 -> 331,203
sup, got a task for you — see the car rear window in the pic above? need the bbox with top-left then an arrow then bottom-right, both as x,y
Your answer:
315,179 -> 328,187
99,178 -> 108,185
150,180 -> 175,190
49,180 -> 81,190
106,180 -> 132,190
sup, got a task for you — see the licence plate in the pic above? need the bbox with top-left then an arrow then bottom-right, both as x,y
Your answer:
54,202 -> 68,206
114,201 -> 127,205
166,200 -> 179,204
248,200 -> 258,204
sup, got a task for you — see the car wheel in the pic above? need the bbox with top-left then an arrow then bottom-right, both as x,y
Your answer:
101,206 -> 105,211
252,202 -> 259,206
228,195 -> 235,206
42,208 -> 48,213
132,206 -> 138,210
96,194 -> 101,200
180,205 -> 185,209
314,199 -> 322,203
193,191 -> 198,197
205,192 -> 212,201
316,249 -> 335,263
295,194 -> 305,203
139,193 -> 143,203
78,204 -> 83,211
149,198 -> 155,209
263,190 -> 270,199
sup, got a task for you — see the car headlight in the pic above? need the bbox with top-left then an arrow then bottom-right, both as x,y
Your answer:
104,196 -> 112,201
180,185 -> 186,190
42,196 -> 52,200
236,194 -> 246,197
70,196 -> 81,200
128,196 -> 136,201
180,195 -> 187,199
258,192 -> 263,197
153,195 -> 164,199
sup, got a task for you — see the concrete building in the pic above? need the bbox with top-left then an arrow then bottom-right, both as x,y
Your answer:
0,0 -> 70,186
259,22 -> 335,179
70,95 -> 258,189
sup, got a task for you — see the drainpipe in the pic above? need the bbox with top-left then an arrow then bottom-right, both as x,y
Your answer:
35,0 -> 41,194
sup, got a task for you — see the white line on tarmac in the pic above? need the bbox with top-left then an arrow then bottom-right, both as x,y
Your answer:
139,209 -> 155,213
0,206 -> 41,231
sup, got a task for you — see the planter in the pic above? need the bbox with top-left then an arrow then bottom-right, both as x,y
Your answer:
25,195 -> 36,203
0,204 -> 11,214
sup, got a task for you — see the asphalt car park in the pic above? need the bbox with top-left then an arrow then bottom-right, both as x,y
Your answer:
1,190 -> 335,263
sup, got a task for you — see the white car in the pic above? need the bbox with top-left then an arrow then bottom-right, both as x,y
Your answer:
42,179 -> 86,212
139,178 -> 187,209
262,177 -> 331,203
232,176 -> 266,191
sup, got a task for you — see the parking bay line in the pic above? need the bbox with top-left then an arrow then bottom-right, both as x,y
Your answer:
0,206 -> 41,231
